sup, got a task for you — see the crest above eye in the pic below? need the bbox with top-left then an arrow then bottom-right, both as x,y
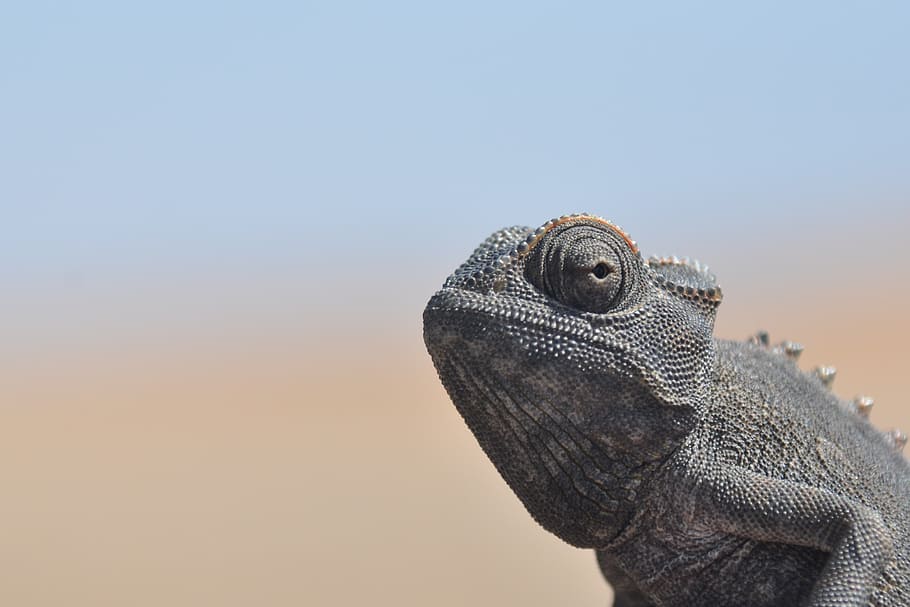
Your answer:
517,214 -> 639,258
647,256 -> 723,308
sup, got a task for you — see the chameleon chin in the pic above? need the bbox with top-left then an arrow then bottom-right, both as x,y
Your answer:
423,214 -> 909,607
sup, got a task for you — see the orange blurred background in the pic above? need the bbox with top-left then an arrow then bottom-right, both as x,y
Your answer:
3,209 -> 908,606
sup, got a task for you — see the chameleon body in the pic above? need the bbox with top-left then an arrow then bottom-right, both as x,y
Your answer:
423,214 -> 910,606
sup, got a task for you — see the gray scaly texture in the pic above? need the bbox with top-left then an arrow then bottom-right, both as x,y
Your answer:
423,214 -> 910,606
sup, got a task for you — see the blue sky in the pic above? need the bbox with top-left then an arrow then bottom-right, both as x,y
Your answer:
3,1 -> 908,285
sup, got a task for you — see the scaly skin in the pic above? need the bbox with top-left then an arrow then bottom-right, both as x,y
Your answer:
423,214 -> 910,606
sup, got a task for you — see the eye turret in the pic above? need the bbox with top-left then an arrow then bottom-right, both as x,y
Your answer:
524,220 -> 641,314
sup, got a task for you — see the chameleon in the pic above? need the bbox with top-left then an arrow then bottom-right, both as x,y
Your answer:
422,213 -> 910,606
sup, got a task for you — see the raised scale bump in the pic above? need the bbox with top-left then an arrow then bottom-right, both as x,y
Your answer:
854,396 -> 874,419
749,330 -> 770,347
887,429 -> 908,452
814,366 -> 837,388
770,341 -> 803,361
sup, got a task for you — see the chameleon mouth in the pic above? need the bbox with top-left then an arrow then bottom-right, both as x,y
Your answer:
425,282 -> 702,415
423,286 -> 596,350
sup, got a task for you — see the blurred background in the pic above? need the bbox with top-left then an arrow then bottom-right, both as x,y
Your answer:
2,2 -> 909,605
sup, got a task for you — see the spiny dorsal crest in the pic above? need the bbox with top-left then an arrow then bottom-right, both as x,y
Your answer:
749,330 -> 906,455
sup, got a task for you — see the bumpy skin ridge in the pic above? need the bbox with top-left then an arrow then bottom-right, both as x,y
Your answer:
423,214 -> 910,607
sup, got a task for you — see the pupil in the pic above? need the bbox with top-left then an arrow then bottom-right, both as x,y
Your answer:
592,263 -> 610,279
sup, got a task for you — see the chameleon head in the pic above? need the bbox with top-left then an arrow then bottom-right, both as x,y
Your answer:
423,214 -> 722,547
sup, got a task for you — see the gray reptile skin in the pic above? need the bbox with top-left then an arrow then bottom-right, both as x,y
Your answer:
423,214 -> 910,607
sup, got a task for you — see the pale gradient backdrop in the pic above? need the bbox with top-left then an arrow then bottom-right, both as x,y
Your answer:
3,2 -> 909,606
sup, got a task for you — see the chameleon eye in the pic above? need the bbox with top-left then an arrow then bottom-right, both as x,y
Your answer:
592,262 -> 611,279
525,223 -> 635,314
